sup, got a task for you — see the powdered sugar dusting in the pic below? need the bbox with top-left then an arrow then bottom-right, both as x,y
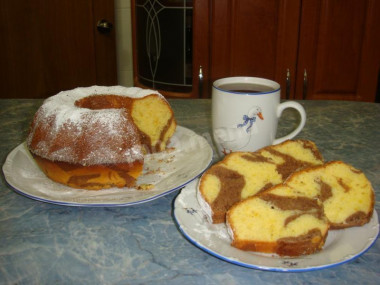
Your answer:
27,86 -> 163,165
39,85 -> 163,132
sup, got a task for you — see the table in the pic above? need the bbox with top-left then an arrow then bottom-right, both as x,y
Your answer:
1,99 -> 379,284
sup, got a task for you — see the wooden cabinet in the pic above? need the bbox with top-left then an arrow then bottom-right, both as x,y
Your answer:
295,0 -> 380,101
201,0 -> 301,99
0,0 -> 117,99
196,0 -> 380,101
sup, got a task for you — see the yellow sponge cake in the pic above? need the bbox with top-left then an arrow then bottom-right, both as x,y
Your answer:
226,184 -> 330,256
226,161 -> 374,256
285,161 -> 375,229
27,86 -> 177,190
197,140 -> 324,223
131,94 -> 176,152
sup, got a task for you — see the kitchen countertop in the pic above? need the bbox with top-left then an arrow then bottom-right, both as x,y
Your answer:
0,99 -> 379,284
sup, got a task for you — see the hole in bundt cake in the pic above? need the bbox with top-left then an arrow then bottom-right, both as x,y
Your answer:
75,94 -> 132,110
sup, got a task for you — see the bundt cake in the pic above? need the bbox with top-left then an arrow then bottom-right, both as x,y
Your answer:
226,184 -> 330,257
27,86 -> 176,190
284,161 -> 375,229
197,140 -> 324,223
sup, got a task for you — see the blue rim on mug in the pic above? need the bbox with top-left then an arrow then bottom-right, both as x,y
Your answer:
213,76 -> 281,95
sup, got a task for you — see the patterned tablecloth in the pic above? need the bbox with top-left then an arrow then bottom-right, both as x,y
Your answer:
0,99 -> 379,284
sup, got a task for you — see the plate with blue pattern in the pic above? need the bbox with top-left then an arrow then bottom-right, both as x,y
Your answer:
174,179 -> 379,272
3,126 -> 213,206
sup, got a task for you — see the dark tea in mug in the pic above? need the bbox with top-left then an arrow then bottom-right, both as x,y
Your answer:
218,83 -> 276,93
212,76 -> 306,155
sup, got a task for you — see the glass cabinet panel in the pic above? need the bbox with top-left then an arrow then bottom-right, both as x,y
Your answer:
135,0 -> 193,93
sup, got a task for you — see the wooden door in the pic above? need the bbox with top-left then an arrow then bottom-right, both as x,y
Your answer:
0,0 -> 117,99
295,0 -> 380,101
208,0 -> 301,99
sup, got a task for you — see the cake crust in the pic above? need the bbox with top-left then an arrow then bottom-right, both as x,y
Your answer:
27,86 -> 176,190
32,154 -> 143,190
227,185 -> 330,257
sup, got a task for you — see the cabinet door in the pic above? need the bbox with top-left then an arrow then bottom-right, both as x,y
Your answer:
0,0 -> 117,99
295,0 -> 380,101
209,0 -> 301,99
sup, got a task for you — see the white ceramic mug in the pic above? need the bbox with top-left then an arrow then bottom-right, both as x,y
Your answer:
212,77 -> 306,156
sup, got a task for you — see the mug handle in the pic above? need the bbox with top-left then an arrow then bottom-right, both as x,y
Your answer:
273,101 -> 306,145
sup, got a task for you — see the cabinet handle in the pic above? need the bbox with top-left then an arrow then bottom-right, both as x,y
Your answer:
97,19 -> 113,33
198,65 -> 203,98
303,69 -> 308,99
286,68 -> 290,99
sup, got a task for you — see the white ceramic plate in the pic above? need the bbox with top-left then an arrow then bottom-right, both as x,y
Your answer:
3,126 -> 213,206
174,179 -> 379,272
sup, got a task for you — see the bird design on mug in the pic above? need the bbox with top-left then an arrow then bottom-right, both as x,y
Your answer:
214,106 -> 264,155
237,106 -> 264,132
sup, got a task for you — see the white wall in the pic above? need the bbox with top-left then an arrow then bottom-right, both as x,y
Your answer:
114,0 -> 134,87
